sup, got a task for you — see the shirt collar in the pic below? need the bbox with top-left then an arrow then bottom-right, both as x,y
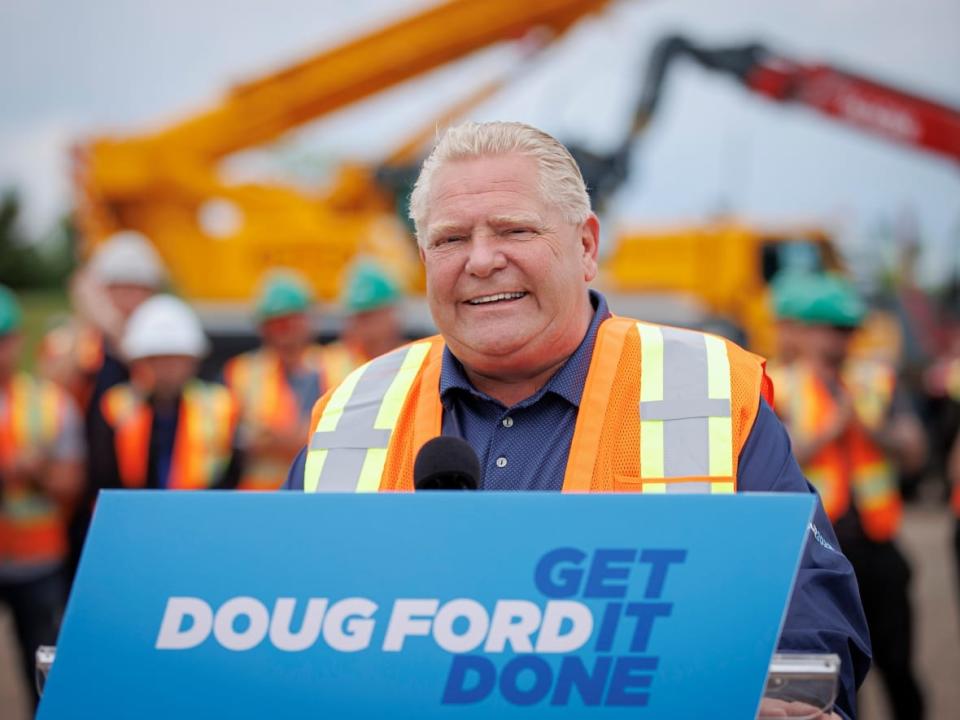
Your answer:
439,289 -> 611,409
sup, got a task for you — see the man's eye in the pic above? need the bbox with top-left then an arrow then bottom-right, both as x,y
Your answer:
507,228 -> 532,235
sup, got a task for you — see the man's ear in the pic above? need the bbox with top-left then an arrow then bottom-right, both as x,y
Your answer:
580,214 -> 600,282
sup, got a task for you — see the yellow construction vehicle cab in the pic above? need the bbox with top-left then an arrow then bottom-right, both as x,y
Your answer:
599,223 -> 843,356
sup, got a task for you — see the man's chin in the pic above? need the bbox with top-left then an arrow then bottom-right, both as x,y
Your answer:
447,334 -> 537,369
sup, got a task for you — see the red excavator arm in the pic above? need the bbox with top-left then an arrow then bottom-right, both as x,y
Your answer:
632,36 -> 960,163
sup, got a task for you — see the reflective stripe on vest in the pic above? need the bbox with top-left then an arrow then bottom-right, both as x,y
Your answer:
305,341 -> 432,493
636,323 -> 734,494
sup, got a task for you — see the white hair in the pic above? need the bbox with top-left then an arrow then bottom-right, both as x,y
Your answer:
408,121 -> 592,244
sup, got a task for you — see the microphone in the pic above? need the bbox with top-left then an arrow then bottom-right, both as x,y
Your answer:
414,437 -> 480,491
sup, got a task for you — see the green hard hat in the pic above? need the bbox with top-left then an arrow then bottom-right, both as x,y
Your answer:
0,285 -> 22,336
796,273 -> 866,329
343,261 -> 400,314
255,271 -> 312,320
770,271 -> 815,320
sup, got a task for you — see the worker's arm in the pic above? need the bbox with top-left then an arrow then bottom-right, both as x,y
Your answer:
8,395 -> 86,506
70,269 -> 125,350
861,383 -> 928,476
739,399 -> 871,720
789,392 -> 853,466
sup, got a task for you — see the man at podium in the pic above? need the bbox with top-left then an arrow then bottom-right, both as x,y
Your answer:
285,122 -> 870,719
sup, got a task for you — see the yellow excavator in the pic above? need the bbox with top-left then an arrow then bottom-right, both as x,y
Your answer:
74,0 -> 959,357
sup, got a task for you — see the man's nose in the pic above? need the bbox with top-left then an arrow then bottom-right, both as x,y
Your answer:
464,234 -> 507,277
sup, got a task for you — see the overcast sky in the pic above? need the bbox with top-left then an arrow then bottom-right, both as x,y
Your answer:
2,0 -> 959,285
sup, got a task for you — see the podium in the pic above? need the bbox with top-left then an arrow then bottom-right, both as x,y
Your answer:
38,491 -> 838,718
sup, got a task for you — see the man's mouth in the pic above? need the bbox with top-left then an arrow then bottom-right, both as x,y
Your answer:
466,291 -> 528,306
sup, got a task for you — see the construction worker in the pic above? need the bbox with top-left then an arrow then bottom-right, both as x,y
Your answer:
0,286 -> 84,707
67,230 -> 167,409
90,295 -> 241,491
286,121 -> 869,719
329,259 -> 406,368
770,270 -> 812,368
222,270 -> 346,490
48,230 -> 168,578
772,272 -> 926,720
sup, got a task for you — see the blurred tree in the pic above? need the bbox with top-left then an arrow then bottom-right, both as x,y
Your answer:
0,188 -> 76,289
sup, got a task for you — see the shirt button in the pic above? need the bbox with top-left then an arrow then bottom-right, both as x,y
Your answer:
502,417 -> 514,428
496,456 -> 508,468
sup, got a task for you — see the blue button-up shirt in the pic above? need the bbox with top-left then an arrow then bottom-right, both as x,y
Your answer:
438,291 -> 606,490
285,290 -> 870,718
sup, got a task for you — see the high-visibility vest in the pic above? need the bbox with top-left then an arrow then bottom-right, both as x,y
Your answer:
776,361 -> 902,541
101,381 -> 237,490
38,320 -> 104,409
224,346 -> 349,490
321,341 -> 367,379
302,317 -> 770,493
0,374 -> 73,567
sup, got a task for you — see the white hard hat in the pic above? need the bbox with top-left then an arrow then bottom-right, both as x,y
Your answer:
122,294 -> 209,360
88,230 -> 166,288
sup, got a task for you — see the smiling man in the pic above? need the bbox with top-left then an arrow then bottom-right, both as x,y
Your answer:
285,121 -> 870,718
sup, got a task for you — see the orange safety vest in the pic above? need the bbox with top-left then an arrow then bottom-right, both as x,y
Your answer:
101,381 -> 237,490
0,374 -> 73,567
322,341 -> 368,378
302,317 -> 771,493
224,346 -> 350,490
38,320 -> 105,409
776,361 -> 902,541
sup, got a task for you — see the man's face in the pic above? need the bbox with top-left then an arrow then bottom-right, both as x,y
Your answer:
132,355 -> 198,399
345,306 -> 401,358
803,325 -> 853,372
775,318 -> 803,364
106,283 -> 154,322
260,313 -> 312,354
419,154 -> 599,378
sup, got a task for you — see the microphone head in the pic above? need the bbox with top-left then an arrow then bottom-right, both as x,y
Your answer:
414,436 -> 480,491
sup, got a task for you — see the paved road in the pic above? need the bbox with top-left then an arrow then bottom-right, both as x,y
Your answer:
3,505 -> 958,719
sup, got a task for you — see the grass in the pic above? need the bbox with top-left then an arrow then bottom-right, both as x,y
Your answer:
15,287 -> 71,373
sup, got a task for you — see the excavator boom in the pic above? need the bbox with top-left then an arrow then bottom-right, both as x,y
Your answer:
633,36 -> 960,163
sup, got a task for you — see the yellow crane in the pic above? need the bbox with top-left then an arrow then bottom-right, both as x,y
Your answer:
73,0 -> 612,303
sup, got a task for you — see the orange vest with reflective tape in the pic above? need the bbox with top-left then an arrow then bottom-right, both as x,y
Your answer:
224,346 -> 348,490
775,361 -> 902,541
101,381 -> 237,489
302,317 -> 770,493
0,374 -> 72,566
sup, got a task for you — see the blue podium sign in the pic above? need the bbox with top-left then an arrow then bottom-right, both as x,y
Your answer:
40,491 -> 814,719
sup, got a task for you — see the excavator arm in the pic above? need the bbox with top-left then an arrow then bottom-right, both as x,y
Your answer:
632,35 -> 960,163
